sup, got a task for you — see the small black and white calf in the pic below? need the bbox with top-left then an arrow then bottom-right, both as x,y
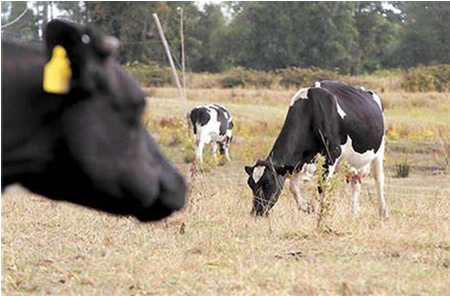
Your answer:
245,81 -> 387,218
189,104 -> 234,163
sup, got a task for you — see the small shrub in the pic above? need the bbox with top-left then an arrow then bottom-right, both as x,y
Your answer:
314,155 -> 338,229
124,61 -> 173,87
191,72 -> 221,88
218,67 -> 275,88
198,157 -> 214,173
394,161 -> 410,178
386,128 -> 400,141
401,65 -> 450,92
277,67 -> 340,88
184,152 -> 195,164
183,138 -> 196,164
436,127 -> 450,171
151,117 -> 189,149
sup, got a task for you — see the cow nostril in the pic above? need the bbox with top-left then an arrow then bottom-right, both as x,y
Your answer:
136,199 -> 172,222
135,174 -> 186,222
157,172 -> 187,211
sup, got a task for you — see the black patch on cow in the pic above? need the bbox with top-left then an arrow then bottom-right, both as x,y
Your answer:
189,107 -> 211,134
219,142 -> 226,154
319,81 -> 384,154
209,104 -> 230,136
228,121 -> 234,130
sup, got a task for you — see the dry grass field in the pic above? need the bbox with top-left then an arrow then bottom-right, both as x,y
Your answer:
2,86 -> 450,295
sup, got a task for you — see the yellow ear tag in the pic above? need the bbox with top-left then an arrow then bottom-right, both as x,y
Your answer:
43,45 -> 72,94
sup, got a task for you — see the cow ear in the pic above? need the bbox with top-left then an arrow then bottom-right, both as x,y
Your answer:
44,20 -> 119,94
44,20 -> 91,94
45,20 -> 84,58
45,20 -> 119,58
244,166 -> 254,175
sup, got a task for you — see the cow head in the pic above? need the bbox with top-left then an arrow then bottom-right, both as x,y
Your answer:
244,160 -> 290,216
17,20 -> 186,221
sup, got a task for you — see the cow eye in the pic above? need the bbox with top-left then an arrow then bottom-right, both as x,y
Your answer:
121,97 -> 145,127
136,98 -> 146,113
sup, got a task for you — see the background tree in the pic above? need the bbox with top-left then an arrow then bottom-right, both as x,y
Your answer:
352,2 -> 401,74
1,1 -> 39,43
393,2 -> 450,67
2,1 -> 449,74
221,2 -> 358,73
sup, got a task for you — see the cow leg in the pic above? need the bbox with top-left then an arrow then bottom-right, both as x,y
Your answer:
224,147 -> 231,162
225,136 -> 232,161
289,174 -> 310,213
211,141 -> 218,161
372,152 -> 388,218
219,141 -> 231,162
196,138 -> 205,164
350,179 -> 361,215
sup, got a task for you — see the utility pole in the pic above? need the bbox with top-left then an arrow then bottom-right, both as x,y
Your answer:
42,2 -> 48,32
152,13 -> 185,101
153,13 -> 189,136
179,7 -> 187,98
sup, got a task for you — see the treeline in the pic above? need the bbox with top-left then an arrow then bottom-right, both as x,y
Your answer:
124,63 -> 450,93
2,1 -> 450,75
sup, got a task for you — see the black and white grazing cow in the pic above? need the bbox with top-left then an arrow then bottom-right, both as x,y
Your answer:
245,81 -> 387,218
2,20 -> 186,221
189,104 -> 234,163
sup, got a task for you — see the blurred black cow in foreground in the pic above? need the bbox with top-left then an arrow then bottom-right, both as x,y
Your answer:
1,20 -> 186,221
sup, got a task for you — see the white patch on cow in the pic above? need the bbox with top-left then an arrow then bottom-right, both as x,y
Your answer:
196,106 -> 221,144
336,101 -> 347,119
286,136 -> 386,216
339,135 -> 380,172
314,81 -> 321,88
290,88 -> 309,106
193,104 -> 233,163
359,86 -> 366,91
370,92 -> 383,111
252,166 -> 266,183
300,163 -> 317,181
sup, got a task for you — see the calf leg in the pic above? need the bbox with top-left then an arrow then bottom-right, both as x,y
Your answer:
219,142 -> 231,162
224,136 -> 232,161
224,148 -> 231,162
350,179 -> 361,215
195,138 -> 205,164
289,174 -> 310,212
211,141 -> 218,161
372,152 -> 388,218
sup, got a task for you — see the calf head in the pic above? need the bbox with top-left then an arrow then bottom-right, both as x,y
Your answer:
244,160 -> 289,216
4,20 -> 186,221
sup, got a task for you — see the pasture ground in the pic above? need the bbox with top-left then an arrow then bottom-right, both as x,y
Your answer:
2,87 -> 450,295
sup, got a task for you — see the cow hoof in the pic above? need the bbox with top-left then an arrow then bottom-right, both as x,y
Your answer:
298,203 -> 314,214
380,209 -> 389,219
307,202 -> 316,214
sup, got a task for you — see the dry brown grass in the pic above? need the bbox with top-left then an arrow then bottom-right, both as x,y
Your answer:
2,87 -> 450,295
146,87 -> 450,111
